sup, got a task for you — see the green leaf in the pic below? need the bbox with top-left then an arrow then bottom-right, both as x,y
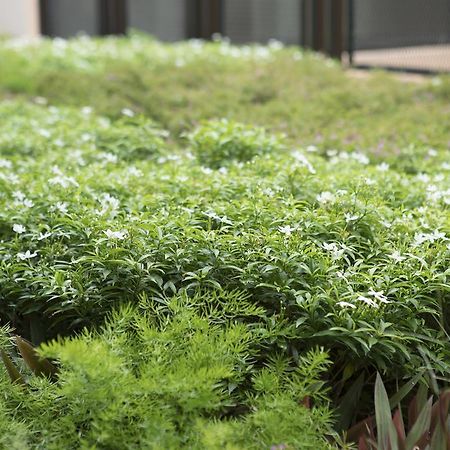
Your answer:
375,373 -> 398,450
15,336 -> 58,380
0,349 -> 26,387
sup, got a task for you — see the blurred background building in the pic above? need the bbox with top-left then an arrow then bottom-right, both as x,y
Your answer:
1,0 -> 449,72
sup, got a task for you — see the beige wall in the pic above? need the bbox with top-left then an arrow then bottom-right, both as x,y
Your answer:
0,0 -> 40,37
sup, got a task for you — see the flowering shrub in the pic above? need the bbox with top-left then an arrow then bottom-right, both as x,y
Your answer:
0,35 -> 449,446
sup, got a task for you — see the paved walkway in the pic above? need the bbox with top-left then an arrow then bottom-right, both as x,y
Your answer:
352,44 -> 450,73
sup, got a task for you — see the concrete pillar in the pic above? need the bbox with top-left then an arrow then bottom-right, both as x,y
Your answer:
0,0 -> 40,37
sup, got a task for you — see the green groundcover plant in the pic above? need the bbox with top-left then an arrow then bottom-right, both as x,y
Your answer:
0,35 -> 449,447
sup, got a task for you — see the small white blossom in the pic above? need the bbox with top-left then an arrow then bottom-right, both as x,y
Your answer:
278,225 -> 295,236
201,167 -> 213,175
413,230 -> 446,246
127,166 -> 143,177
368,289 -> 389,304
376,162 -> 390,172
121,108 -> 135,117
322,242 -> 346,260
317,191 -> 335,204
12,191 -> 26,201
37,231 -> 52,240
365,177 -> 376,186
356,295 -> 378,308
292,151 -> 316,174
104,229 -> 128,240
0,158 -> 12,169
337,301 -> 356,309
13,224 -> 26,234
389,251 -> 406,262
55,202 -> 68,214
17,250 -> 37,260
38,129 -> 51,138
99,152 -> 118,164
344,213 -> 360,222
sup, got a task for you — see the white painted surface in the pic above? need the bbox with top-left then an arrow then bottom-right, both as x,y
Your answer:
0,0 -> 40,37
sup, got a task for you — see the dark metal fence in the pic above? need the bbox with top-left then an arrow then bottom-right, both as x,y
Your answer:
39,0 -> 450,73
349,0 -> 450,73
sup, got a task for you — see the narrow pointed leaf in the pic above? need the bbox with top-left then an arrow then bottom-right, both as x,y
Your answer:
375,373 -> 398,450
405,397 -> 432,449
336,372 -> 365,431
15,336 -> 58,380
0,350 -> 26,386
392,408 -> 406,449
389,371 -> 424,409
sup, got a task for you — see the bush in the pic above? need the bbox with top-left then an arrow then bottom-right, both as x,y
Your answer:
187,119 -> 285,168
0,305 -> 333,449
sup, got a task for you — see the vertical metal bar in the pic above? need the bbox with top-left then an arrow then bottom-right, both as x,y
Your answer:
99,0 -> 127,35
330,0 -> 344,59
186,0 -> 201,38
39,0 -> 50,36
300,0 -> 306,46
313,0 -> 325,52
348,0 -> 354,64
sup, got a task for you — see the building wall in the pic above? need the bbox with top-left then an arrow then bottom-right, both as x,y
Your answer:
0,0 -> 40,37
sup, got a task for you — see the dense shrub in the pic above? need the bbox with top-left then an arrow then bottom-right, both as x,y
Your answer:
0,305 -> 333,449
187,119 -> 285,168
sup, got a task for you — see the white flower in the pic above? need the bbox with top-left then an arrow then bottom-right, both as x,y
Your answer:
23,199 -> 34,208
376,162 -> 390,172
0,158 -> 12,169
121,108 -> 135,117
344,213 -> 359,222
104,229 -> 127,240
292,151 -> 316,174
55,202 -> 68,214
365,177 -> 376,186
428,148 -> 438,157
317,191 -> 335,204
38,129 -> 51,138
351,152 -> 370,165
413,230 -> 446,246
388,251 -> 406,262
323,242 -> 345,260
356,295 -> 378,308
278,225 -> 295,236
81,106 -> 93,115
127,166 -> 143,177
368,289 -> 389,304
98,193 -> 120,216
337,301 -> 356,309
37,231 -> 52,240
99,152 -> 118,164
306,145 -> 317,153
12,191 -> 26,201
13,224 -> 26,234
201,167 -> 213,175
17,250 -> 37,260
